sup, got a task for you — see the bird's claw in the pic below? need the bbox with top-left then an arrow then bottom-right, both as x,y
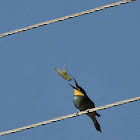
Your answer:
76,111 -> 80,116
87,108 -> 90,113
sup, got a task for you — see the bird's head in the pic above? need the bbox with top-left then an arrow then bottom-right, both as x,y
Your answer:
69,78 -> 87,96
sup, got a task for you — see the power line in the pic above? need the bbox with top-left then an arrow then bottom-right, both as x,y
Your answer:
0,0 -> 135,38
0,96 -> 139,136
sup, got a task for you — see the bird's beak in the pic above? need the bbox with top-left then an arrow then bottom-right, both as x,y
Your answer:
72,77 -> 79,89
69,77 -> 80,90
68,83 -> 76,89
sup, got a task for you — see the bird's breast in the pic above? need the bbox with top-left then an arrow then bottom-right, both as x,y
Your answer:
73,95 -> 89,111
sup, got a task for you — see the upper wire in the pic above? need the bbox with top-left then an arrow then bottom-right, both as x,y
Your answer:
0,0 -> 135,38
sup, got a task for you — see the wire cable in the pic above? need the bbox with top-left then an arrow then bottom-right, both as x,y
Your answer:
0,96 -> 139,136
0,0 -> 135,38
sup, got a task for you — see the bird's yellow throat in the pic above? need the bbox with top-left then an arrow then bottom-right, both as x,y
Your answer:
74,89 -> 84,96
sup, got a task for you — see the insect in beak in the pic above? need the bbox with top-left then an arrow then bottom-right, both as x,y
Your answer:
55,66 -> 72,81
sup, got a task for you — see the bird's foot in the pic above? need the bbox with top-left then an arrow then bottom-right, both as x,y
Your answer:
86,108 -> 90,113
76,111 -> 80,116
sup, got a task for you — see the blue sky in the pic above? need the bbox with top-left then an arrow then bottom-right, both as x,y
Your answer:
0,0 -> 139,139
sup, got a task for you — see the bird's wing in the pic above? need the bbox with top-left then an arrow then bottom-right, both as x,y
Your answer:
86,96 -> 95,108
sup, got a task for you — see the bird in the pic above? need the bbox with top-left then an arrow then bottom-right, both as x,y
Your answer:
69,78 -> 102,132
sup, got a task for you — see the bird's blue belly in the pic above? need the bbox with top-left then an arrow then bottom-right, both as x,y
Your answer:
73,95 -> 89,111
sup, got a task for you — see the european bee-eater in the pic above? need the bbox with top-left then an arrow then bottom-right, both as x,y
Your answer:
69,78 -> 101,132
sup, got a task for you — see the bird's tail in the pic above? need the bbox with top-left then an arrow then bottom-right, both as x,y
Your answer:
87,112 -> 102,132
